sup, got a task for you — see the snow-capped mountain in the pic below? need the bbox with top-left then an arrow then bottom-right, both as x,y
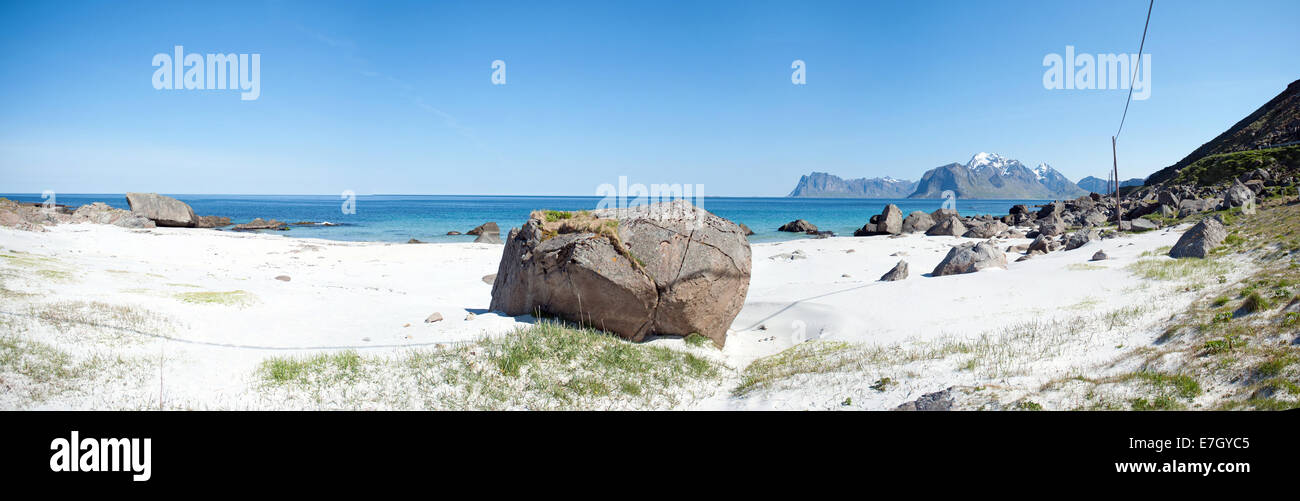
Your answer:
907,152 -> 1088,199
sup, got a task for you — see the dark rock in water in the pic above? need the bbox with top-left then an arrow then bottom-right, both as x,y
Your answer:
1009,204 -> 1029,215
125,192 -> 197,227
489,200 -> 750,347
879,260 -> 908,281
895,387 -> 955,411
467,222 -> 499,236
1064,229 -> 1099,251
901,211 -> 936,233
876,204 -> 904,235
408,238 -> 423,244
473,232 -> 502,244
231,218 -> 288,231
1169,217 -> 1228,259
925,215 -> 966,236
778,219 -> 817,233
807,230 -> 834,238
737,223 -> 755,236
195,215 -> 232,228
932,241 -> 1007,276
446,231 -> 462,235
1090,250 -> 1108,261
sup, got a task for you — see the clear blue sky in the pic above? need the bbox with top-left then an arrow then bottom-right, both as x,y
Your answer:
2,0 -> 1297,196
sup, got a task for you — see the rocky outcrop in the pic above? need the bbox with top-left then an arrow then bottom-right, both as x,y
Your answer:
195,215 -> 232,228
1220,180 -> 1256,214
1169,217 -> 1229,259
125,193 -> 197,227
473,232 -> 502,244
489,201 -> 750,347
932,241 -> 1007,276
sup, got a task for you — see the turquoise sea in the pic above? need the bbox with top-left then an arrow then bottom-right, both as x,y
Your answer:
0,194 -> 1051,243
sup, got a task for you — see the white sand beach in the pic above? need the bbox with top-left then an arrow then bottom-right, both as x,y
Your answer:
0,221 -> 1254,410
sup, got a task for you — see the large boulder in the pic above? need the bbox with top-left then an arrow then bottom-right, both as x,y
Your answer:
778,219 -> 817,233
1036,201 -> 1063,220
1169,217 -> 1228,259
125,193 -> 197,227
1177,198 -> 1219,218
932,241 -> 1007,276
490,201 -> 751,347
876,204 -> 904,235
1028,234 -> 1054,254
925,215 -> 966,237
473,231 -> 502,244
901,211 -> 936,233
1220,180 -> 1255,214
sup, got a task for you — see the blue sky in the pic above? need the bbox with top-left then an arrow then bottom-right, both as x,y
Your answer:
1,0 -> 1297,196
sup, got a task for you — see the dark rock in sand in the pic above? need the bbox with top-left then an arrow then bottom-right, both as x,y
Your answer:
879,260 -> 908,282
932,241 -> 1007,276
1064,229 -> 1099,251
1090,250 -> 1108,261
473,232 -> 502,244
490,200 -> 750,347
1169,217 -> 1228,259
895,387 -> 955,411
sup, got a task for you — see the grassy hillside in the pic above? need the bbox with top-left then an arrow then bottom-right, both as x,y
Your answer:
1170,145 -> 1300,186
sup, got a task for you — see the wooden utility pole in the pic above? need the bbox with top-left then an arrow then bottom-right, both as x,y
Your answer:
1112,136 -> 1121,228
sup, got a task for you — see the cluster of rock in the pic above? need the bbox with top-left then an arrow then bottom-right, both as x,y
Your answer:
1123,170 -> 1274,221
0,193 -> 286,234
489,200 -> 750,347
1,198 -> 155,232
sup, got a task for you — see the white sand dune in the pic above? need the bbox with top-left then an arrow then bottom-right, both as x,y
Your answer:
0,222 -> 1223,410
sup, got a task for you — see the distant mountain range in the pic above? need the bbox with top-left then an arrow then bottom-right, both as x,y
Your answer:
789,153 -> 1088,200
1076,176 -> 1144,194
787,172 -> 918,197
